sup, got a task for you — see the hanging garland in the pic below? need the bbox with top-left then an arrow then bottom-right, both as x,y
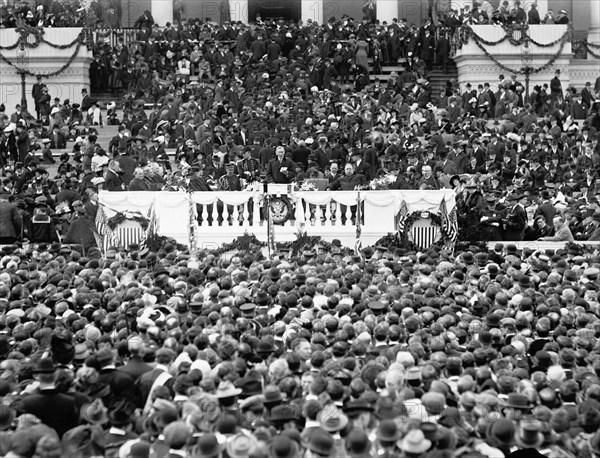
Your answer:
106,211 -> 149,231
456,24 -> 572,50
0,25 -> 93,79
0,39 -> 83,78
584,44 -> 600,60
471,31 -> 569,75
0,25 -> 85,50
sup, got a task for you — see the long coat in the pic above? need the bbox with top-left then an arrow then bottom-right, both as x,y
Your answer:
503,203 -> 528,241
420,33 -> 435,62
0,200 -> 23,240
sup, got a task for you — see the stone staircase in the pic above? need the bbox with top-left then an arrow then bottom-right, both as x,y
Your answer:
368,58 -> 459,101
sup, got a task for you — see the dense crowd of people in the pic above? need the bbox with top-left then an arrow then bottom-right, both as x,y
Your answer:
1,230 -> 600,458
2,4 -> 600,458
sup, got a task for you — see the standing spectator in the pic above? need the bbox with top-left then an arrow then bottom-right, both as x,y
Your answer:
0,192 -> 23,243
103,160 -> 125,191
81,88 -> 92,112
15,359 -> 79,438
528,3 -> 541,24
436,31 -> 450,74
420,28 -> 435,72
503,193 -> 528,240
32,75 -> 45,120
581,81 -> 595,111
556,9 -> 569,24
63,200 -> 96,249
28,204 -> 59,243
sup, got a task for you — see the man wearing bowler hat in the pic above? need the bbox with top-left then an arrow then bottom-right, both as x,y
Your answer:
15,358 -> 79,437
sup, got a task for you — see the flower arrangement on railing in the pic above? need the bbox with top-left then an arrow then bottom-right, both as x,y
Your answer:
369,173 -> 397,190
299,182 -> 318,191
107,211 -> 149,231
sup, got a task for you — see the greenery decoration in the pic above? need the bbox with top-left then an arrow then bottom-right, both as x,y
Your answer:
144,233 -> 187,253
470,30 -> 569,75
276,228 -> 332,256
0,25 -> 93,78
106,211 -> 149,231
216,232 -> 265,255
457,23 -> 571,48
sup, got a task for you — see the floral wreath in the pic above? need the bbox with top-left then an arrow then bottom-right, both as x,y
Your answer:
107,211 -> 149,231
401,211 -> 452,246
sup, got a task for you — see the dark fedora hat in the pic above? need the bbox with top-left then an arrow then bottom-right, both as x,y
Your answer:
235,378 -> 262,399
256,340 -> 276,355
343,399 -> 374,414
263,385 -> 283,406
194,433 -> 222,458
504,393 -> 532,411
270,405 -> 300,423
486,418 -> 515,448
33,358 -> 56,374
268,435 -> 298,458
306,429 -> 334,456
345,429 -> 371,457
378,419 -> 401,442
255,291 -> 271,306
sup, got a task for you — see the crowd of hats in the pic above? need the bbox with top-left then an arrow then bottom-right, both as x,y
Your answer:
0,239 -> 600,457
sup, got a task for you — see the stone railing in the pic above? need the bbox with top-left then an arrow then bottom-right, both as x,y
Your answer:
99,189 -> 456,248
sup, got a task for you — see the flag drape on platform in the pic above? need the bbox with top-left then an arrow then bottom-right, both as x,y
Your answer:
395,200 -> 409,232
267,196 -> 276,257
355,191 -> 362,255
440,197 -> 458,242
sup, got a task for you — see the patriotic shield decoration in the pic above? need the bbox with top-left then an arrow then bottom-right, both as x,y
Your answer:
409,216 -> 441,250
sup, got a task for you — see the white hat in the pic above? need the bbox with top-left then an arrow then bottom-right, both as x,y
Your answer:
305,137 -> 314,145
153,135 -> 165,144
107,102 -> 116,110
50,107 -> 60,116
75,136 -> 84,144
410,103 -> 419,111
91,177 -> 105,185
469,97 -> 477,104
311,86 -> 319,92
3,123 -> 16,133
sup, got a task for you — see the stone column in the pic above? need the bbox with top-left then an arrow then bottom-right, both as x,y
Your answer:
301,0 -> 324,25
589,0 -> 600,44
229,0 -> 249,23
151,0 -> 173,26
376,0 -> 398,24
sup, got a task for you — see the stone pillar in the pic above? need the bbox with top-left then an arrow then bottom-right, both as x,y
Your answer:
376,0 -> 398,24
589,0 -> 600,44
301,0 -> 324,25
229,0 -> 248,23
151,0 -> 173,26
